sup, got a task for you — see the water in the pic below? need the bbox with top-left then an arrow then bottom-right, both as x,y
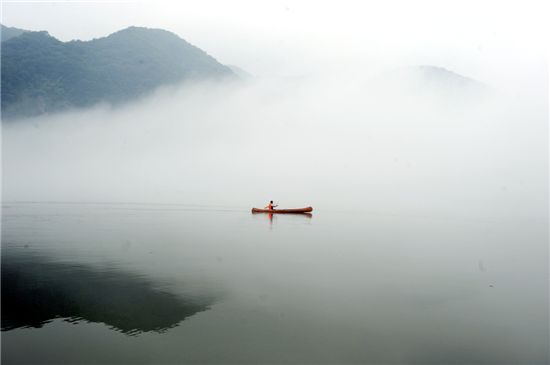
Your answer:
1,202 -> 548,364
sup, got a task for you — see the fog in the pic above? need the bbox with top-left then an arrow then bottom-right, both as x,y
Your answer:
2,69 -> 547,221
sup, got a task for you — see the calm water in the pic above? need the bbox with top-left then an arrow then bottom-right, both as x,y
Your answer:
1,202 -> 548,364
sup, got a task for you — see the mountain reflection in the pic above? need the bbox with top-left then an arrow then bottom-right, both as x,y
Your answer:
1,253 -> 215,335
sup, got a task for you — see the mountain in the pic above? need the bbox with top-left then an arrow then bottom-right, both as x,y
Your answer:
374,65 -> 487,94
405,65 -> 485,89
1,26 -> 236,120
1,25 -> 28,42
227,64 -> 253,79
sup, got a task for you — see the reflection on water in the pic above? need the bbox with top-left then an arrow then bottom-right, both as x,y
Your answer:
252,211 -> 312,227
1,252 -> 215,335
1,203 -> 547,364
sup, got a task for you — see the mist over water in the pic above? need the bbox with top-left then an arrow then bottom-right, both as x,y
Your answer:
3,71 -> 547,221
2,67 -> 548,363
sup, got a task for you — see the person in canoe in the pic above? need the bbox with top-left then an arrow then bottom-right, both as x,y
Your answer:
265,200 -> 278,211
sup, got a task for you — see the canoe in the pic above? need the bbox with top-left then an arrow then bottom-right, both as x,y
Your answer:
251,207 -> 313,214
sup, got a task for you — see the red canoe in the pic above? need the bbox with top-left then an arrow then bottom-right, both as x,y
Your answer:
251,207 -> 313,214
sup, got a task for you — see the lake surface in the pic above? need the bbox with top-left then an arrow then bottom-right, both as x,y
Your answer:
1,202 -> 548,364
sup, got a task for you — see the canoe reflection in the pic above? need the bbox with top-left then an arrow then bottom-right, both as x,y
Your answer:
252,212 -> 312,219
1,253 -> 215,335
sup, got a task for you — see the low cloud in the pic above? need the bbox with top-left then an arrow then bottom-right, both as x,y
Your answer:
2,69 -> 547,220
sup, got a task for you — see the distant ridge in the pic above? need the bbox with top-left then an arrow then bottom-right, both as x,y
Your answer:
374,65 -> 487,90
367,65 -> 489,103
227,65 -> 253,79
408,65 -> 485,88
1,26 -> 237,120
1,24 -> 28,42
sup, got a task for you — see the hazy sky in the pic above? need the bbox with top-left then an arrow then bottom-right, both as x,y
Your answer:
2,0 -> 547,212
1,0 -> 548,89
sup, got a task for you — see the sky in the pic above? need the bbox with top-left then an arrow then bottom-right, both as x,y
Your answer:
1,0 -> 548,90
